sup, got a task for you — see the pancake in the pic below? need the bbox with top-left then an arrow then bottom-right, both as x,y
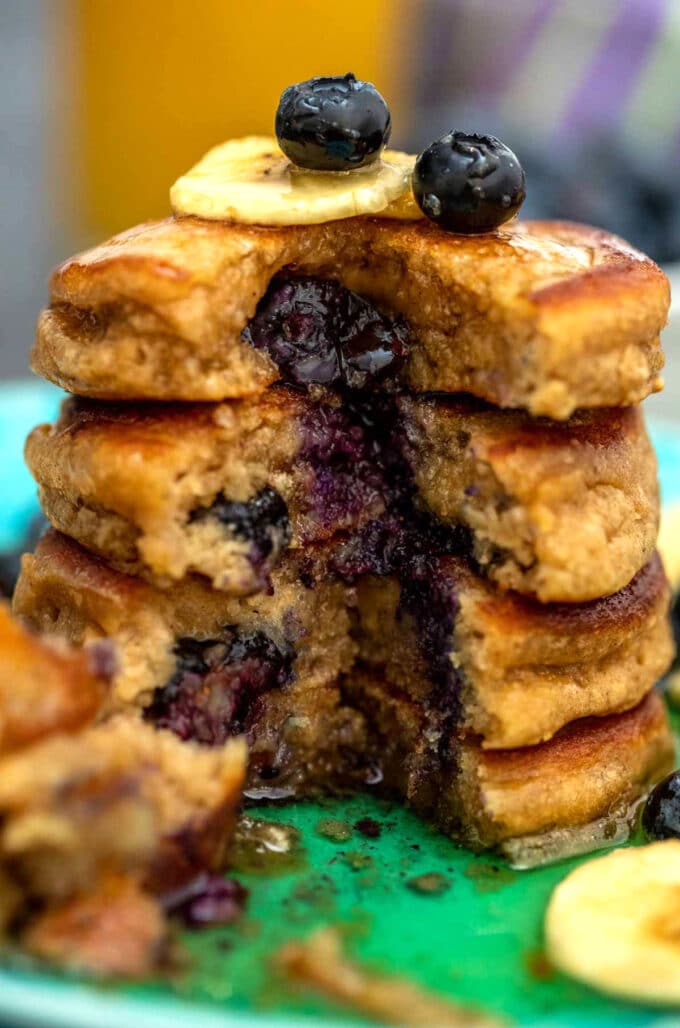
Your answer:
32,216 -> 669,419
400,397 -> 659,602
354,552 -> 673,749
14,530 -> 672,757
25,388 -> 389,596
0,716 -> 246,976
345,673 -> 673,855
13,531 -> 363,797
27,394 -> 659,603
0,717 -> 246,900
0,604 -> 248,979
0,602 -> 112,754
23,875 -> 169,979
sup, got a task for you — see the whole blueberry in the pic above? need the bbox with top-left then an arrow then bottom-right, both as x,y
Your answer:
413,131 -> 526,234
642,771 -> 680,839
275,73 -> 391,171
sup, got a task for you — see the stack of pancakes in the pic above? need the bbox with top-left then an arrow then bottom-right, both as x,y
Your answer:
14,212 -> 675,863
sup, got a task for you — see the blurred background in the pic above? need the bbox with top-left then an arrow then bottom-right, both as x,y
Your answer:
1,0 -> 678,413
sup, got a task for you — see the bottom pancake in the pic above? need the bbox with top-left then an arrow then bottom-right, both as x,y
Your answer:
13,530 -> 674,795
13,530 -> 675,860
345,671 -> 673,858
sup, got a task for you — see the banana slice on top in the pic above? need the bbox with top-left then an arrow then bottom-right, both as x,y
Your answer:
170,136 -> 422,225
546,841 -> 680,1005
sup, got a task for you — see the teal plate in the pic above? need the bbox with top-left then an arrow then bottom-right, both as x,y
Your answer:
1,380 -> 680,1028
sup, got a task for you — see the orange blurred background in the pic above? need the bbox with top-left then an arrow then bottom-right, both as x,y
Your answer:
1,0 -> 413,378
4,0 -> 680,389
68,0 -> 413,238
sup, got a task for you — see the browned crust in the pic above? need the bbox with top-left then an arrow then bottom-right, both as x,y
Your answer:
16,527 -> 152,614
48,387 -> 302,438
468,550 -> 668,639
0,603 -> 111,754
32,216 -> 669,418
47,217 -> 668,320
481,688 -> 668,775
529,225 -> 666,307
471,690 -> 674,844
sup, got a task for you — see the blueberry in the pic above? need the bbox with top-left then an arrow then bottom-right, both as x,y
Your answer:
642,772 -> 680,839
242,277 -> 340,385
145,631 -> 294,746
413,131 -> 526,234
242,275 -> 408,389
340,321 -> 407,390
299,404 -> 387,532
275,73 -> 391,171
189,487 -> 291,565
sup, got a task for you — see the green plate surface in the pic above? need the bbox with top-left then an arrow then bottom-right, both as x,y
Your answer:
1,380 -> 679,1028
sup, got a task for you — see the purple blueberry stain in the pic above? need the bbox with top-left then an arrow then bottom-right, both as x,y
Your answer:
332,505 -> 469,751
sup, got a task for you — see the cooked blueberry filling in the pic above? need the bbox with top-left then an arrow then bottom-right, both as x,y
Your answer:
333,508 -> 467,744
189,486 -> 291,568
332,508 -> 467,581
328,395 -> 468,606
145,631 -> 294,746
298,403 -> 387,533
401,558 -> 463,744
242,275 -> 409,389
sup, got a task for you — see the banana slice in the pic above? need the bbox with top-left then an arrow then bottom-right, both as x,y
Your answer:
170,136 -> 422,225
379,149 -> 424,221
546,841 -> 680,1004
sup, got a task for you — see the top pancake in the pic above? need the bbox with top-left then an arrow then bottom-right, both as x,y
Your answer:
33,216 -> 669,418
